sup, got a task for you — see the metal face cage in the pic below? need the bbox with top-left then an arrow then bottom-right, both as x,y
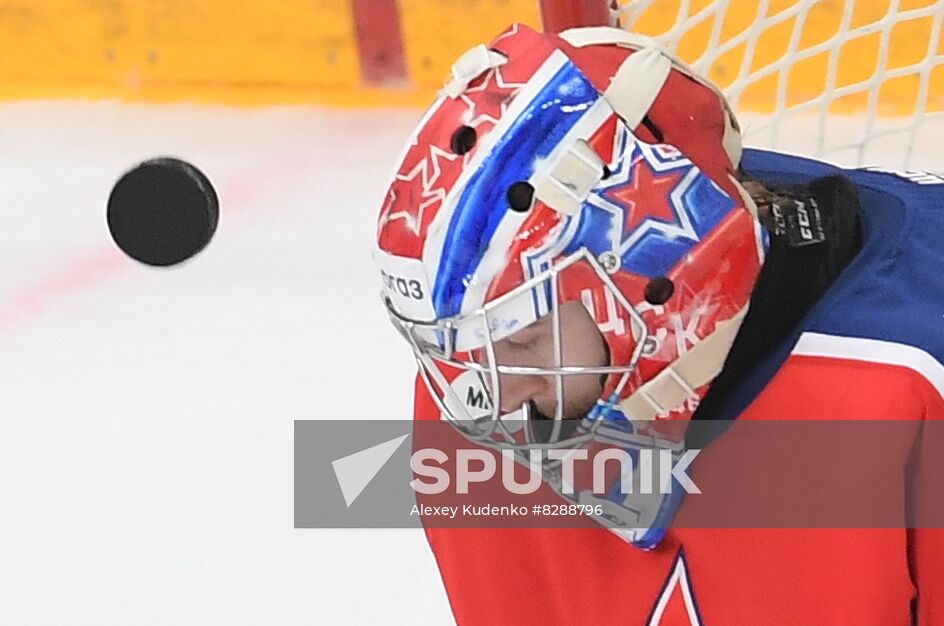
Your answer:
384,248 -> 651,450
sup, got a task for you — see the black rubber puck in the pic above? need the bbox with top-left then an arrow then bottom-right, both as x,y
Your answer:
107,157 -> 219,267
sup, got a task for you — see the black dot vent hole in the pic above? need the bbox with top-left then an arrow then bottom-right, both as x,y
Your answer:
507,181 -> 534,212
450,126 -> 477,155
644,277 -> 675,305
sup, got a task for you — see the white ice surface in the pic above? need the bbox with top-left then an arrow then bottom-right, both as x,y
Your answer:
0,101 -> 939,626
0,102 -> 448,626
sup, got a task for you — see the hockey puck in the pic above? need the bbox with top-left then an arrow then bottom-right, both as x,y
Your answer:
107,157 -> 219,267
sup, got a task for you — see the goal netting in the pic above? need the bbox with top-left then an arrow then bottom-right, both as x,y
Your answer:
545,0 -> 944,173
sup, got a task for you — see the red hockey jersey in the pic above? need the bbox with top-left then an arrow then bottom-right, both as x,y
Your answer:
414,151 -> 944,625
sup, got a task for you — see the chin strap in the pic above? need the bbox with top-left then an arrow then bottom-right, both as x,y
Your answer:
618,305 -> 750,423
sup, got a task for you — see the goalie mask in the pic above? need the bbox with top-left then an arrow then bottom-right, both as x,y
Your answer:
375,24 -> 766,451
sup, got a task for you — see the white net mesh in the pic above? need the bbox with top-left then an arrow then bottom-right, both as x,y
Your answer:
613,0 -> 944,172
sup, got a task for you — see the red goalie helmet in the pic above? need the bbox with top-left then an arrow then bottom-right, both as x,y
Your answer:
375,24 -> 766,447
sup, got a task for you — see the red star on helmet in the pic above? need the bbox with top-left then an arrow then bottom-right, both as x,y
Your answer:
606,159 -> 686,233
459,67 -> 526,129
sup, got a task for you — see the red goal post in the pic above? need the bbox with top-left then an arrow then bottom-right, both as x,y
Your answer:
539,0 -> 616,32
537,0 -> 944,173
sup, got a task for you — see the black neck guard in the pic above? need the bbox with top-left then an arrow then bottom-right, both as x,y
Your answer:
693,174 -> 863,421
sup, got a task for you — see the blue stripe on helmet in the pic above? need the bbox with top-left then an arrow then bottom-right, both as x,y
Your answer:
431,60 -> 599,319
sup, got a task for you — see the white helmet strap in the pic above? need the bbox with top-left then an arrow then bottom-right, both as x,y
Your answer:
443,45 -> 508,98
619,304 -> 750,422
559,26 -> 743,169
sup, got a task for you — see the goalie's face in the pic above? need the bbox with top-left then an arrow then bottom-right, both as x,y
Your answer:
484,301 -> 608,419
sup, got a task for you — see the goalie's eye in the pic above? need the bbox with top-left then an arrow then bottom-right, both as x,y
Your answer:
505,324 -> 543,347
